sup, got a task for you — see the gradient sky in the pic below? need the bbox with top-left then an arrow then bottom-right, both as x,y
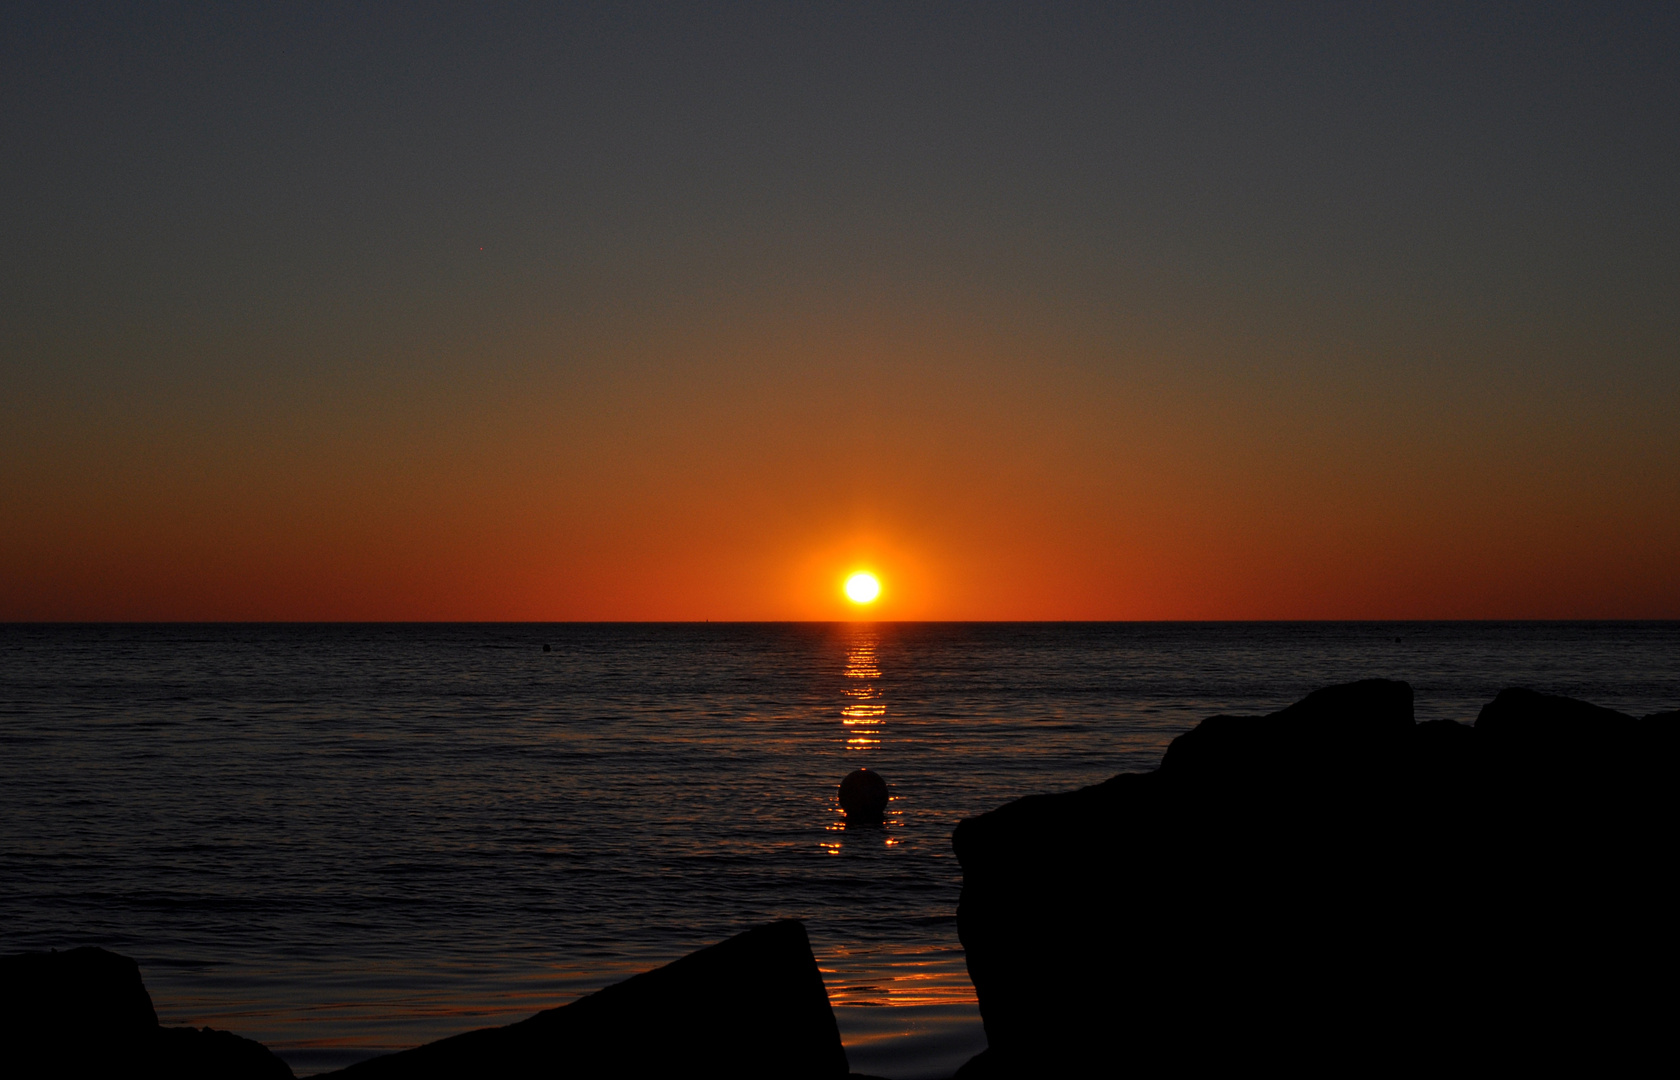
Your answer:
4,2 -> 1676,620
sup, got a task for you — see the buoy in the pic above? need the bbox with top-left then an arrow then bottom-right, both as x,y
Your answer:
543,643 -> 552,652
839,768 -> 889,826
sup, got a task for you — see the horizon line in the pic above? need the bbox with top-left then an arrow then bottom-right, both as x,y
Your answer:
5,618 -> 1677,627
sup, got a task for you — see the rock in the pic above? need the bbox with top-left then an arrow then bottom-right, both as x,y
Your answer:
1157,676 -> 1415,779
838,769 -> 889,825
154,1024 -> 299,1079
1,946 -> 157,1052
0,946 -> 293,1078
331,919 -> 847,1079
953,681 -> 1675,1076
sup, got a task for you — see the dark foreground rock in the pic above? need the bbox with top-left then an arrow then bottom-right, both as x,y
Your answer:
0,946 -> 293,1078
331,919 -> 848,1079
953,681 -> 1675,1076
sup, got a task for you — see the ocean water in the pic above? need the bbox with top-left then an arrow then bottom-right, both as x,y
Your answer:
2,622 -> 1676,1077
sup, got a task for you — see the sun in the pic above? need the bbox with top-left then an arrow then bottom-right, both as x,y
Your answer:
844,572 -> 881,604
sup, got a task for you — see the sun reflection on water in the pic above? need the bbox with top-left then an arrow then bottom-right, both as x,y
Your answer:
824,628 -> 903,852
842,638 -> 884,750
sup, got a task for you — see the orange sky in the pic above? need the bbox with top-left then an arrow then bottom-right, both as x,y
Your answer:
3,6 -> 1676,620
5,288 -> 1674,621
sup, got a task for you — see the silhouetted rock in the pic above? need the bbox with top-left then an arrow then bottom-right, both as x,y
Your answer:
331,919 -> 847,1079
953,680 -> 1675,1076
1,946 -> 157,1048
838,768 -> 889,825
0,946 -> 293,1078
154,1024 -> 299,1078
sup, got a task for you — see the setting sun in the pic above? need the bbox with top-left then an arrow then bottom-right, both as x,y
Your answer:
845,572 -> 881,604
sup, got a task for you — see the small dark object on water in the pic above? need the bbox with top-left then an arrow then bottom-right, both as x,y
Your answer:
542,643 -> 551,652
839,769 -> 889,825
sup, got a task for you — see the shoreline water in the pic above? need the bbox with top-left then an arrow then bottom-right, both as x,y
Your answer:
4,622 -> 1676,1076
12,677 -> 1672,1076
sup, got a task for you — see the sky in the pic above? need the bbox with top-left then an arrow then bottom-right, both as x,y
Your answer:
3,2 -> 1676,620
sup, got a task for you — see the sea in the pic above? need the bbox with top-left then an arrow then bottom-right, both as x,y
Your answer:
2,622 -> 1676,1077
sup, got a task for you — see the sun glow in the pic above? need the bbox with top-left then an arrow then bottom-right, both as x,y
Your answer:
844,572 -> 881,604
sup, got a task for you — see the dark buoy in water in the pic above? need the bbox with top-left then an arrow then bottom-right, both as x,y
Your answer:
543,643 -> 552,652
839,768 -> 889,826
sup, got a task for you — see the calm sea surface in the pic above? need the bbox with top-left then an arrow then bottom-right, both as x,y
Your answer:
2,622 -> 1676,1076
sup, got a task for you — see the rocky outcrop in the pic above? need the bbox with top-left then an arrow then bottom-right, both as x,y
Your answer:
0,946 -> 293,1078
953,681 -> 1674,1076
2,924 -> 847,1079
332,919 -> 848,1079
